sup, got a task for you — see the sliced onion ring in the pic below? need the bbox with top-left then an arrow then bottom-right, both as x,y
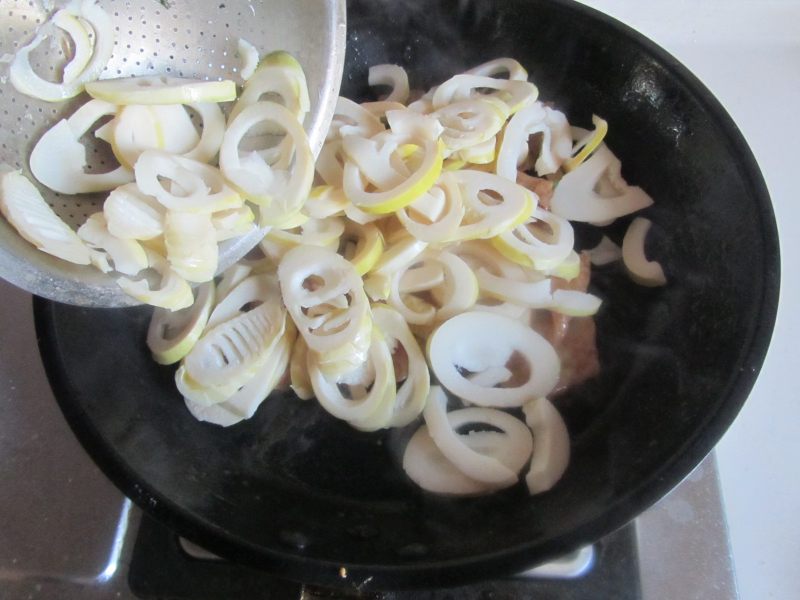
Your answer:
424,386 -> 529,485
30,99 -> 134,194
147,281 -> 215,365
427,311 -> 560,407
622,216 -> 667,286
523,397 -> 570,494
368,64 -> 410,104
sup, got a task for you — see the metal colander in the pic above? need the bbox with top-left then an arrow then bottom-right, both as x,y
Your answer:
0,0 -> 345,307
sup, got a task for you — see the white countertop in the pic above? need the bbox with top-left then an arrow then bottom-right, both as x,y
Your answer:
577,2 -> 800,599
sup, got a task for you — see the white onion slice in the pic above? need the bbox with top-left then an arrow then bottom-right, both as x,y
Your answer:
147,281 -> 215,365
184,325 -> 293,426
289,335 -> 314,400
343,135 -> 411,196
549,289 -> 603,317
327,97 -> 385,141
523,397 -> 570,494
10,0 -> 114,102
397,176 -> 465,243
180,102 -> 226,163
550,145 -> 654,223
432,74 -> 538,114
338,220 -> 384,276
261,216 -> 344,262
403,401 -> 534,495
104,183 -> 164,240
448,169 -> 534,242
361,100 -> 407,119
388,250 -> 478,326
206,273 -> 278,330
163,211 -> 218,282
55,10 -> 92,84
85,75 -> 236,105
423,386 -> 524,485
110,104 -> 198,168
77,212 -> 147,276
238,38 -> 259,81
135,150 -> 241,213
315,141 -> 346,188
622,216 -> 667,286
496,103 -> 572,177
402,426 -> 497,495
342,131 -> 443,215
278,245 -> 371,355
368,64 -> 410,104
220,101 -> 313,220
0,167 -> 91,264
433,98 -> 508,157
428,311 -> 560,407
308,327 -> 396,430
372,305 -> 430,427
228,51 -> 310,131
494,207 -> 575,270
184,293 -> 286,389
465,58 -> 528,81
116,249 -> 193,311
475,268 -> 553,308
211,205 -> 255,241
30,100 -> 134,194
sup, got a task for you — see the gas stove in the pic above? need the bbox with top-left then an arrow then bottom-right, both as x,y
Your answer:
0,279 -> 737,598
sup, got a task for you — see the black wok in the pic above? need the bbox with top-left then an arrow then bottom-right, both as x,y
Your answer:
34,0 -> 779,591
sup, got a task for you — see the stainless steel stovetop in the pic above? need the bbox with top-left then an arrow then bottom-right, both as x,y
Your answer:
0,279 -> 738,599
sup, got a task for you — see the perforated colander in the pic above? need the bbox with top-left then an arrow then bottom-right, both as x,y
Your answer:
0,0 -> 345,307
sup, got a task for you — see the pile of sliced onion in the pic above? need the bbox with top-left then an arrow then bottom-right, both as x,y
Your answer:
136,57 -> 664,496
2,49 -> 668,497
1,37 -> 312,310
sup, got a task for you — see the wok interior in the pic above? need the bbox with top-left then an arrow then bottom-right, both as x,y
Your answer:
37,0 -> 777,588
